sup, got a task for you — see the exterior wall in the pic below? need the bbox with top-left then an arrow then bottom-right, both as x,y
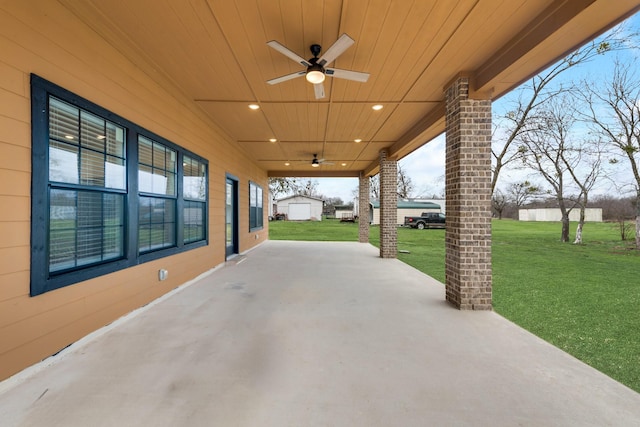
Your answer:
444,77 -> 492,310
371,207 -> 440,225
519,208 -> 603,222
0,2 -> 267,381
276,196 -> 323,221
379,150 -> 397,258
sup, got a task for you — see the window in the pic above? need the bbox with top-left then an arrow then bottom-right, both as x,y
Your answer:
249,181 -> 263,231
138,136 -> 177,253
183,155 -> 207,243
31,75 -> 208,296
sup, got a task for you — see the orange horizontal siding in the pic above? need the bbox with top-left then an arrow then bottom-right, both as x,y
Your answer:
0,0 -> 268,381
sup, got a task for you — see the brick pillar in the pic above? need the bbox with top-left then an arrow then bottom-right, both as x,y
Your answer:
359,172 -> 370,243
444,77 -> 492,310
379,150 -> 397,258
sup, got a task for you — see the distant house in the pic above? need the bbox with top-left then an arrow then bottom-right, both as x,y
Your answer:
276,195 -> 324,221
519,208 -> 603,222
370,200 -> 441,225
335,205 -> 355,220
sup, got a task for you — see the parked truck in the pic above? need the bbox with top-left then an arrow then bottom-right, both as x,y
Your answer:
403,212 -> 446,229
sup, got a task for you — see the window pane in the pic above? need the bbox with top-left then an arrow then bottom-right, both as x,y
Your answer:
49,189 -> 124,273
80,111 -> 106,152
50,190 -> 77,272
50,98 -> 79,142
80,148 -> 105,186
106,123 -> 125,157
138,137 -> 176,196
153,142 -> 166,169
50,140 -> 79,184
250,183 -> 257,207
105,155 -> 126,189
138,136 -> 153,166
184,201 -> 205,243
139,196 -> 176,253
184,156 -> 206,201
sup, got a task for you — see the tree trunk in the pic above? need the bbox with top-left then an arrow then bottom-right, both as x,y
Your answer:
574,223 -> 583,244
561,214 -> 570,242
573,207 -> 585,244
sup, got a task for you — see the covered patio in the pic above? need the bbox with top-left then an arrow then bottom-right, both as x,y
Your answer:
2,241 -> 639,426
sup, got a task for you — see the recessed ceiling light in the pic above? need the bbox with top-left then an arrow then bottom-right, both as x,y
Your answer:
372,104 -> 383,111
248,104 -> 260,110
269,138 -> 277,142
354,138 -> 362,143
341,163 -> 347,166
284,162 -> 290,166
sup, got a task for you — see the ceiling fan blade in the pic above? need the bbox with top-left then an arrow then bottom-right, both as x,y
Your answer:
267,40 -> 311,67
317,33 -> 354,67
313,82 -> 325,99
325,68 -> 370,83
267,71 -> 306,85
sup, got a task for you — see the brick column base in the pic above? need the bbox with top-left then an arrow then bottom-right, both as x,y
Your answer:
359,173 -> 370,243
379,150 -> 397,258
444,77 -> 492,310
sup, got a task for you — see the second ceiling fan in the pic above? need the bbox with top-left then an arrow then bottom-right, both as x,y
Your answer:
266,33 -> 370,99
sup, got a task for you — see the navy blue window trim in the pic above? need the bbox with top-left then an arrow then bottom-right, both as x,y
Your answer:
249,181 -> 263,231
30,74 -> 208,296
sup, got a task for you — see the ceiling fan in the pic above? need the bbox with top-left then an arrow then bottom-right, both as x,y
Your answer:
311,154 -> 333,167
266,33 -> 370,99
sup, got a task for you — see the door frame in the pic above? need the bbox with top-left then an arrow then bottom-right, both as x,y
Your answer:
225,174 -> 239,258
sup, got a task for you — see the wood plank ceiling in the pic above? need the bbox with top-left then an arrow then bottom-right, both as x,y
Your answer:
60,0 -> 640,177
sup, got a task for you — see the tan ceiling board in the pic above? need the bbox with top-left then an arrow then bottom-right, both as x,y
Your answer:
373,102 -> 441,142
324,102 -> 395,142
355,141 -> 391,162
235,141 -> 288,160
278,141 -> 326,161
195,101 -> 273,141
358,1 -> 438,103
260,102 -> 329,142
318,142 -> 366,161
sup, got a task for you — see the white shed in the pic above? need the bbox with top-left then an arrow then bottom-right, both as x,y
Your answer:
518,208 -> 603,222
276,195 -> 324,221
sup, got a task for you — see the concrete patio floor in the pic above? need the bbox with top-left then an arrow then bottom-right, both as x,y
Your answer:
1,240 -> 639,426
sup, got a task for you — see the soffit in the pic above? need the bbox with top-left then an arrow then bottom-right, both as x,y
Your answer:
58,0 -> 640,177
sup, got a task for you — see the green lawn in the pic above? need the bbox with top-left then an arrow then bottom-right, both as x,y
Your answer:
269,218 -> 640,393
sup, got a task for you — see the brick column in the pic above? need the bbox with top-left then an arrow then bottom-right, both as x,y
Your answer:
444,77 -> 492,310
358,172 -> 370,243
379,150 -> 397,258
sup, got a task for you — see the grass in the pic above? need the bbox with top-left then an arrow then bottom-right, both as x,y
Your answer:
269,218 -> 640,393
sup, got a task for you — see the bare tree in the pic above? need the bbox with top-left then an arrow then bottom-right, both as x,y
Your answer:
297,179 -> 320,198
507,180 -> 543,207
269,177 -> 299,199
579,58 -> 640,249
565,139 -> 604,244
492,33 -> 625,194
397,165 -> 414,199
518,94 -> 582,242
492,188 -> 508,219
370,174 -> 380,200
369,167 -> 415,200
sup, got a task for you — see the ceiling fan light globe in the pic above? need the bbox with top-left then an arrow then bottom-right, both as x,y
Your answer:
306,70 -> 325,84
